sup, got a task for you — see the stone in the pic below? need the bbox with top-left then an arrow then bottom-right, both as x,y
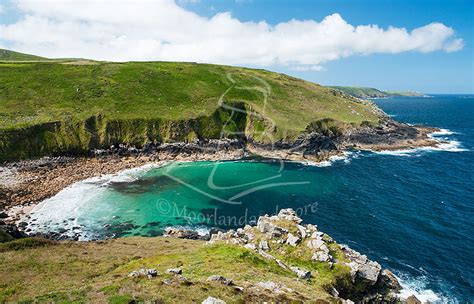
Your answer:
255,281 -> 293,295
341,245 -> 381,285
207,275 -> 233,286
296,224 -> 307,238
165,227 -> 202,240
312,251 -> 331,262
202,296 -> 226,304
244,243 -> 257,250
290,266 -> 311,279
167,268 -> 182,275
256,218 -> 288,237
128,268 -> 158,279
406,295 -> 422,304
310,231 -> 324,239
259,239 -> 270,251
307,239 -> 325,250
277,208 -> 303,224
381,269 -> 402,291
286,233 -> 300,246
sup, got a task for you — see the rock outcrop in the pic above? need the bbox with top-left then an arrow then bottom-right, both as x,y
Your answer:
205,208 -> 402,302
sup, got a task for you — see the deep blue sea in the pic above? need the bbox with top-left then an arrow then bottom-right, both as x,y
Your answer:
27,94 -> 474,302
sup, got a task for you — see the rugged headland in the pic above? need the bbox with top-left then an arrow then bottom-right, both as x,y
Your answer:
0,208 -> 418,303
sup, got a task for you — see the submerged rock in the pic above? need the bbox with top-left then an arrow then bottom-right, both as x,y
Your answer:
164,227 -> 208,240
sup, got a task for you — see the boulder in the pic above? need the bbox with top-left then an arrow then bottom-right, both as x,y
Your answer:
255,281 -> 293,295
286,233 -> 300,246
307,239 -> 325,250
341,245 -> 381,285
406,295 -> 422,304
296,224 -> 307,238
128,268 -> 158,279
202,296 -> 226,304
207,275 -> 233,286
381,269 -> 402,291
277,208 -> 303,223
312,251 -> 331,262
167,268 -> 182,275
244,243 -> 257,251
290,266 -> 311,279
164,227 -> 204,240
259,239 -> 270,251
256,217 -> 288,237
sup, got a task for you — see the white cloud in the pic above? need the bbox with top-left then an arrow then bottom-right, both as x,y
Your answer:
291,65 -> 326,72
0,0 -> 463,69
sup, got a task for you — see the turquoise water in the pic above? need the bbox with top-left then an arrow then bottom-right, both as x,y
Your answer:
27,95 -> 473,302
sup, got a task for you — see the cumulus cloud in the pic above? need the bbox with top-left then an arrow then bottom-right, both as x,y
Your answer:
0,0 -> 463,68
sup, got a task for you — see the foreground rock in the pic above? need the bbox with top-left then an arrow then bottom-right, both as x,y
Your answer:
205,208 -> 402,302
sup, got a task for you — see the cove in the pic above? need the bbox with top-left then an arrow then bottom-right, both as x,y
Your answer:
24,95 -> 474,302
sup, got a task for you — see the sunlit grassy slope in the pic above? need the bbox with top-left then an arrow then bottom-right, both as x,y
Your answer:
0,60 -> 379,131
0,237 -> 352,303
0,49 -> 47,62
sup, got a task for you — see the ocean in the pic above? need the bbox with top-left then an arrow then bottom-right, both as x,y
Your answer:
26,94 -> 474,302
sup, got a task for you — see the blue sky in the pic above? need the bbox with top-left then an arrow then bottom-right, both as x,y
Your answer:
0,0 -> 472,93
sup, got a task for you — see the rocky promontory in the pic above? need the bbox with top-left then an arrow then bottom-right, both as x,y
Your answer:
0,208 -> 425,303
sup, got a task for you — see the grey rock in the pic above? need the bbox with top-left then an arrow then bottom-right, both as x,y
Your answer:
341,245 -> 381,285
244,243 -> 257,251
277,208 -> 303,224
286,233 -> 301,246
128,268 -> 158,279
255,281 -> 293,295
290,266 -> 311,279
256,218 -> 288,237
296,224 -> 307,238
167,267 -> 182,275
312,251 -> 331,262
259,239 -> 270,251
207,275 -> 233,285
307,239 -> 325,250
202,296 -> 226,304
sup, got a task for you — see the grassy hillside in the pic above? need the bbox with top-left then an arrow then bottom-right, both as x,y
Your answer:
329,86 -> 387,99
0,58 -> 382,161
0,237 -> 349,303
330,86 -> 424,99
0,49 -> 47,62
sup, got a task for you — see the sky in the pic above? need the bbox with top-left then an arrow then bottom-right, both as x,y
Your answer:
0,0 -> 472,93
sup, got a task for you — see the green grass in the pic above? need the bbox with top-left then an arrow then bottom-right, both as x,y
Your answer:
0,236 -> 352,303
0,49 -> 47,62
0,61 -> 379,130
